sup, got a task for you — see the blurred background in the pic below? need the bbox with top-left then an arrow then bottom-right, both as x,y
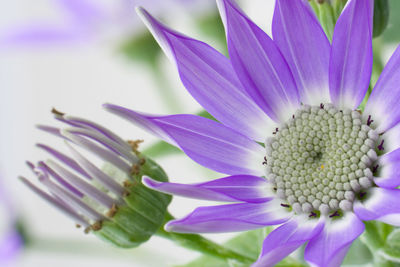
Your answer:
0,0 -> 275,266
0,0 -> 399,266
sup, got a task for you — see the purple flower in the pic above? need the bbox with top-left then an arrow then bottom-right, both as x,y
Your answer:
103,0 -> 400,266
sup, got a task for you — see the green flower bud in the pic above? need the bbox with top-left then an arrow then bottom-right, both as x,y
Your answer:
21,113 -> 170,249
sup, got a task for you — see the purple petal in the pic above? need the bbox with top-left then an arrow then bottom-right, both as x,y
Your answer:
61,132 -> 131,174
165,200 -> 291,233
143,175 -> 272,203
272,0 -> 330,105
365,44 -> 400,133
217,0 -> 300,122
104,104 -> 175,145
62,127 -> 138,164
253,216 -> 324,267
65,141 -> 125,197
105,104 -> 265,176
354,187 -> 400,226
137,7 -> 274,141
36,125 -> 63,138
45,159 -> 115,209
379,123 -> 400,154
329,0 -> 373,109
19,176 -> 89,226
374,149 -> 400,188
39,161 -> 84,197
304,213 -> 365,267
62,115 -> 129,148
36,143 -> 91,179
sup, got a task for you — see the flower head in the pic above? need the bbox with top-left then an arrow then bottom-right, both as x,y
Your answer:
104,0 -> 400,265
21,110 -> 171,248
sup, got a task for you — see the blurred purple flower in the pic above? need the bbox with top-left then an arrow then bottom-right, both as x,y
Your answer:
0,0 -> 210,48
0,174 -> 23,265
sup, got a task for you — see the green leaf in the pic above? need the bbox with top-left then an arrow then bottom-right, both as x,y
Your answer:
373,0 -> 390,38
381,229 -> 400,262
342,237 -> 373,265
383,0 -> 400,43
177,228 -> 306,267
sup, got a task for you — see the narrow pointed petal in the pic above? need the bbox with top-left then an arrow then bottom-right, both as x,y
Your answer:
143,175 -> 272,203
253,216 -> 324,267
217,0 -> 300,122
19,176 -> 89,226
62,127 -> 138,164
272,0 -> 330,105
329,0 -> 373,109
39,161 -> 84,197
36,143 -> 91,179
46,159 -> 115,209
165,200 -> 291,233
379,123 -> 400,154
105,104 -> 265,176
36,125 -> 63,138
104,104 -> 175,145
375,149 -> 400,188
61,131 -> 132,174
137,7 -> 274,141
65,141 -> 125,197
40,174 -> 104,221
304,213 -> 365,267
354,187 -> 400,226
61,115 -> 130,148
365,45 -> 400,133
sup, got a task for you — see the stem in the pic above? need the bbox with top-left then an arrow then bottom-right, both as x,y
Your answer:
156,212 -> 255,264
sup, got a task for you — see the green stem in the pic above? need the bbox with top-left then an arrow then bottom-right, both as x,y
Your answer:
156,212 -> 255,264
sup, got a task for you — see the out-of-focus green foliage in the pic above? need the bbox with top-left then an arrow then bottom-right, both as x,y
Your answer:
383,0 -> 400,42
373,0 -> 390,38
119,31 -> 161,66
195,11 -> 227,56
178,228 -> 306,267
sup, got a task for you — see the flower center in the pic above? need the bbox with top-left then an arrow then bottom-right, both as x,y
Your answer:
264,104 -> 379,215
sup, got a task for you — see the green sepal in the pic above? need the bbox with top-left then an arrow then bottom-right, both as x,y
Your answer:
373,0 -> 389,38
94,221 -> 145,248
94,155 -> 171,248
